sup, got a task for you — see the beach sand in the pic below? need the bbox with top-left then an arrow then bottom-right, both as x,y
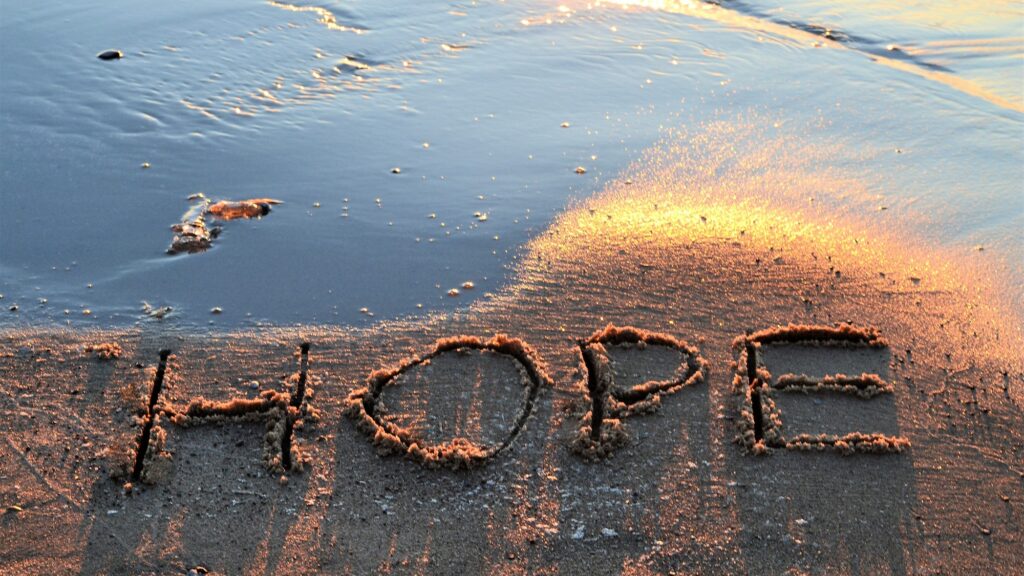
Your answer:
2,157 -> 1022,575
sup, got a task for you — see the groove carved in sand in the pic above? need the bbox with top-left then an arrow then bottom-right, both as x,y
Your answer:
570,324 -> 707,460
110,344 -> 316,485
344,334 -> 552,470
732,324 -> 910,455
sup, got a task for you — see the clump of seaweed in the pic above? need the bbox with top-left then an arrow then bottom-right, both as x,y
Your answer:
168,194 -> 282,255
570,324 -> 707,459
85,342 -> 123,360
344,334 -> 551,470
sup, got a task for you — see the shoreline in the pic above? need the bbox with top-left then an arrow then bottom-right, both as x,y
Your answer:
3,172 -> 1022,574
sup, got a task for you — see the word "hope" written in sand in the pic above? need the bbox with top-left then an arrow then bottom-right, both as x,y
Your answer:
111,323 -> 909,485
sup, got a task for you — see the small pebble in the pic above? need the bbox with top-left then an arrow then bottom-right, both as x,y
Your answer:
574,166 -> 587,174
97,50 -> 123,60
447,288 -> 460,297
390,167 -> 401,174
8,305 -> 17,312
211,307 -> 223,314
462,281 -> 475,289
141,162 -> 151,169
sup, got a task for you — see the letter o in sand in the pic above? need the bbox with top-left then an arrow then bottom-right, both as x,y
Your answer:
345,335 -> 552,469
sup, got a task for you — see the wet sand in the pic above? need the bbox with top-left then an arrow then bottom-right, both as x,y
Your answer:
2,159 -> 1022,574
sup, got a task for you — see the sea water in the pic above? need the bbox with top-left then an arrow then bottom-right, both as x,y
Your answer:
1,0 -> 1021,327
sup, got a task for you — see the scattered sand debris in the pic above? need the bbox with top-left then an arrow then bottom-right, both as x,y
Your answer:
571,324 -> 707,459
110,344 -> 316,483
168,194 -> 282,255
344,334 -> 552,470
773,373 -> 893,399
97,49 -> 123,60
85,342 -> 123,360
732,324 -> 908,455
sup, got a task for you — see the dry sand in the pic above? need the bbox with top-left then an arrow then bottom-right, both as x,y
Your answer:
2,155 -> 1023,574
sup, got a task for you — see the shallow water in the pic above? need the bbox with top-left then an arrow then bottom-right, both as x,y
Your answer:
1,0 -> 1021,328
